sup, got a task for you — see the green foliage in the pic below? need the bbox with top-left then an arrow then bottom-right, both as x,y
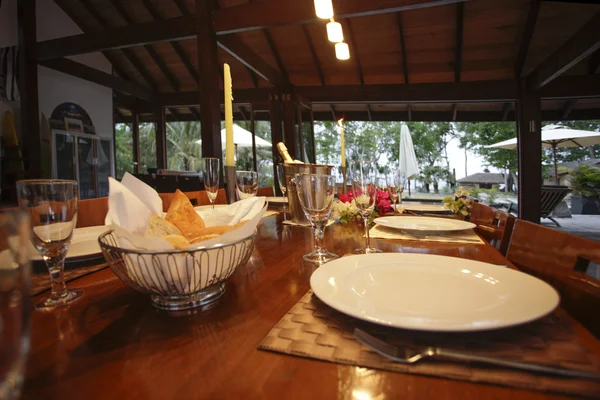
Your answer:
115,123 -> 133,179
482,188 -> 500,205
166,121 -> 201,172
570,164 -> 600,198
454,122 -> 518,173
468,187 -> 481,200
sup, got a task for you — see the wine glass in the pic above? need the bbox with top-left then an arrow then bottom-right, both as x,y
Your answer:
295,173 -> 339,264
276,164 -> 288,212
236,171 -> 258,200
16,180 -> 82,310
350,161 -> 382,254
387,170 -> 406,212
203,157 -> 220,209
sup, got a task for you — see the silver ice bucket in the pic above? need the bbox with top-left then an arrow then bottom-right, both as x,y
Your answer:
282,163 -> 334,224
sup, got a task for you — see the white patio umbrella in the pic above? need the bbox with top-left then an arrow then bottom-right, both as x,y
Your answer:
487,124 -> 600,184
195,123 -> 272,148
399,123 -> 420,195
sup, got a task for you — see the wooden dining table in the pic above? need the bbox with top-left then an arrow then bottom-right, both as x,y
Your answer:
22,213 -> 600,399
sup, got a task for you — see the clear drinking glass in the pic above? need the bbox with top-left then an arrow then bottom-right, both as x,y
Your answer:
387,170 -> 406,212
351,161 -> 383,254
295,173 -> 339,264
203,157 -> 220,209
0,212 -> 31,399
16,179 -> 82,310
236,171 -> 258,200
276,164 -> 288,212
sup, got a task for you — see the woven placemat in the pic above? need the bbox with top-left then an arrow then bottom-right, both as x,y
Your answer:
259,291 -> 600,398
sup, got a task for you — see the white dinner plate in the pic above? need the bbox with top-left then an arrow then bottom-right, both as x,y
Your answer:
374,216 -> 475,232
401,204 -> 448,213
30,225 -> 108,261
266,196 -> 288,204
310,253 -> 559,331
194,204 -> 229,211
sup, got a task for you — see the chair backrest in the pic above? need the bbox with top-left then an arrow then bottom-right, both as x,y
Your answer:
540,185 -> 572,216
471,203 -> 515,256
470,202 -> 496,226
507,220 -> 600,337
159,189 -> 227,212
77,197 -> 109,228
257,186 -> 275,197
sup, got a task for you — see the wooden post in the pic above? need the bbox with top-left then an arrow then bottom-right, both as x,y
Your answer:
250,105 -> 257,173
17,0 -> 41,177
155,106 -> 167,170
281,93 -> 297,160
270,93 -> 283,196
196,0 -> 223,162
516,84 -> 541,223
132,110 -> 140,174
310,109 -> 316,164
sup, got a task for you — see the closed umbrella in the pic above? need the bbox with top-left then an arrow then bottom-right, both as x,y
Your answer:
487,124 -> 600,184
399,123 -> 420,195
195,123 -> 271,148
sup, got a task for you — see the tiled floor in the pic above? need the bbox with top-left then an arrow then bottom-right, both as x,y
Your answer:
543,215 -> 600,242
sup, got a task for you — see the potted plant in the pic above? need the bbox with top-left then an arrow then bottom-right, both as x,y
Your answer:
569,164 -> 600,215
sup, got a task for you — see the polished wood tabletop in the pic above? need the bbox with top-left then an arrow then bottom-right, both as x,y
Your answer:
23,214 -> 600,399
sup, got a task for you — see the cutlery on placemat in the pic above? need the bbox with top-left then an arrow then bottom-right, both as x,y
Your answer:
354,328 -> 600,380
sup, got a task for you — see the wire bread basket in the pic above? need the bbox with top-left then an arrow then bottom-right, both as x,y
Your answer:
98,230 -> 257,310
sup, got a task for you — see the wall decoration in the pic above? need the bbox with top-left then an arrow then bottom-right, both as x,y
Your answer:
50,102 -> 95,134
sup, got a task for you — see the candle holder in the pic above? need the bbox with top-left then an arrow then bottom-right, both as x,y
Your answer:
341,166 -> 347,194
225,165 -> 237,204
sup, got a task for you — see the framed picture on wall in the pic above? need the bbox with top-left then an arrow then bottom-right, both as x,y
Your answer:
64,117 -> 84,133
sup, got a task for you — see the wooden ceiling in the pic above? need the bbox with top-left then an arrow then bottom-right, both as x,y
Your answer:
48,0 -> 600,121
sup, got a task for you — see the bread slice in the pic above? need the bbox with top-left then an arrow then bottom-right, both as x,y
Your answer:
165,190 -> 206,239
146,213 -> 182,237
162,234 -> 191,249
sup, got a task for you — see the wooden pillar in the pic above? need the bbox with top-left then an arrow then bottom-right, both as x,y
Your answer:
310,110 -> 317,164
296,102 -> 306,162
17,0 -> 41,177
155,106 -> 167,169
516,84 -> 542,223
270,93 -> 284,195
250,105 -> 257,173
132,110 -> 140,174
196,0 -> 222,162
282,93 -> 297,160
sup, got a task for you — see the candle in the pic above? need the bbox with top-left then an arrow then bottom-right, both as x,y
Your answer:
338,118 -> 345,167
224,63 -> 235,167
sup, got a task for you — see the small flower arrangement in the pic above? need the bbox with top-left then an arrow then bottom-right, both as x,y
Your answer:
443,186 -> 473,218
332,189 -> 393,224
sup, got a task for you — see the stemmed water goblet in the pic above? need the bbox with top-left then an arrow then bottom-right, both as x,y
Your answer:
387,170 -> 406,213
236,171 -> 259,200
351,161 -> 383,254
295,173 -> 339,264
16,180 -> 82,310
276,164 -> 289,212
203,157 -> 220,209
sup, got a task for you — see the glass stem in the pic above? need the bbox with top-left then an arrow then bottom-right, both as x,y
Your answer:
211,199 -> 214,209
364,217 -> 371,250
313,222 -> 325,254
47,260 -> 68,301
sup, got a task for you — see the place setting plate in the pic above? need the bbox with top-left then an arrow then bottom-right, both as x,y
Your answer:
310,253 -> 560,332
266,196 -> 288,204
374,216 -> 476,232
399,204 -> 449,213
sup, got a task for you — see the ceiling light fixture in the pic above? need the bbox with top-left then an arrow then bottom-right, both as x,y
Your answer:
335,42 -> 350,60
326,20 -> 344,43
314,0 -> 334,19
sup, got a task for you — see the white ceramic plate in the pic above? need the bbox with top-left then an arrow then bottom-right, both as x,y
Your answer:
374,216 -> 475,232
266,196 -> 288,204
194,204 -> 229,211
30,225 -> 108,261
310,253 -> 559,331
401,204 -> 448,212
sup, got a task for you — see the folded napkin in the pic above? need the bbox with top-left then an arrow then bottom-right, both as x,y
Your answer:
368,224 -> 483,244
105,173 -> 266,250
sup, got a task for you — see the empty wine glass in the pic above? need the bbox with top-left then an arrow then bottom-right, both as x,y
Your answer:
276,164 -> 289,212
351,161 -> 382,254
387,170 -> 406,212
295,173 -> 339,264
203,157 -> 220,209
16,180 -> 82,310
236,171 -> 258,200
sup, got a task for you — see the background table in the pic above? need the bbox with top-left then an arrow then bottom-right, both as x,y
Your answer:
23,214 -> 600,399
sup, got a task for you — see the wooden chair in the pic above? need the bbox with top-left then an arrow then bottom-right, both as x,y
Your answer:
506,220 -> 600,338
470,203 -> 515,256
77,197 -> 109,228
257,186 -> 275,197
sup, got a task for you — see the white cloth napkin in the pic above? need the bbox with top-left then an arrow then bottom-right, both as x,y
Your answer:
368,224 -> 483,244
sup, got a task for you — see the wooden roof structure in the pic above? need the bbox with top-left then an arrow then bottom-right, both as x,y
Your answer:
16,0 -> 600,222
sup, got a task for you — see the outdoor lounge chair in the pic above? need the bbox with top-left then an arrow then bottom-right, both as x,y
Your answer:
507,185 -> 572,227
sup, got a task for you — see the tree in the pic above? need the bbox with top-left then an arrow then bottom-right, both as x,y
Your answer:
115,123 -> 133,179
166,121 -> 201,172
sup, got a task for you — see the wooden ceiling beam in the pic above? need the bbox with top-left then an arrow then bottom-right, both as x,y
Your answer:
407,104 -> 412,121
514,0 -> 540,78
189,107 -> 201,121
501,102 -> 511,121
561,99 -> 576,119
366,105 -> 373,121
217,35 -> 292,91
451,103 -> 458,121
302,24 -> 325,86
589,49 -> 600,74
343,19 -> 364,85
396,12 -> 409,84
263,29 -> 289,81
158,88 -> 274,107
330,105 -> 337,121
39,0 -> 467,60
527,12 -> 600,90
39,58 -> 156,101
538,74 -> 600,98
454,2 -> 464,83
141,0 -> 199,84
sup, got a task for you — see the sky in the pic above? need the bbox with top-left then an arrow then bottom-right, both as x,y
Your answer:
445,135 -> 500,180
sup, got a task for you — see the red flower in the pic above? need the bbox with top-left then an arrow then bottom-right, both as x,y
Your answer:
339,193 -> 348,203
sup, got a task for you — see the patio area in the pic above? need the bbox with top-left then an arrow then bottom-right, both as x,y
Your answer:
543,215 -> 600,242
